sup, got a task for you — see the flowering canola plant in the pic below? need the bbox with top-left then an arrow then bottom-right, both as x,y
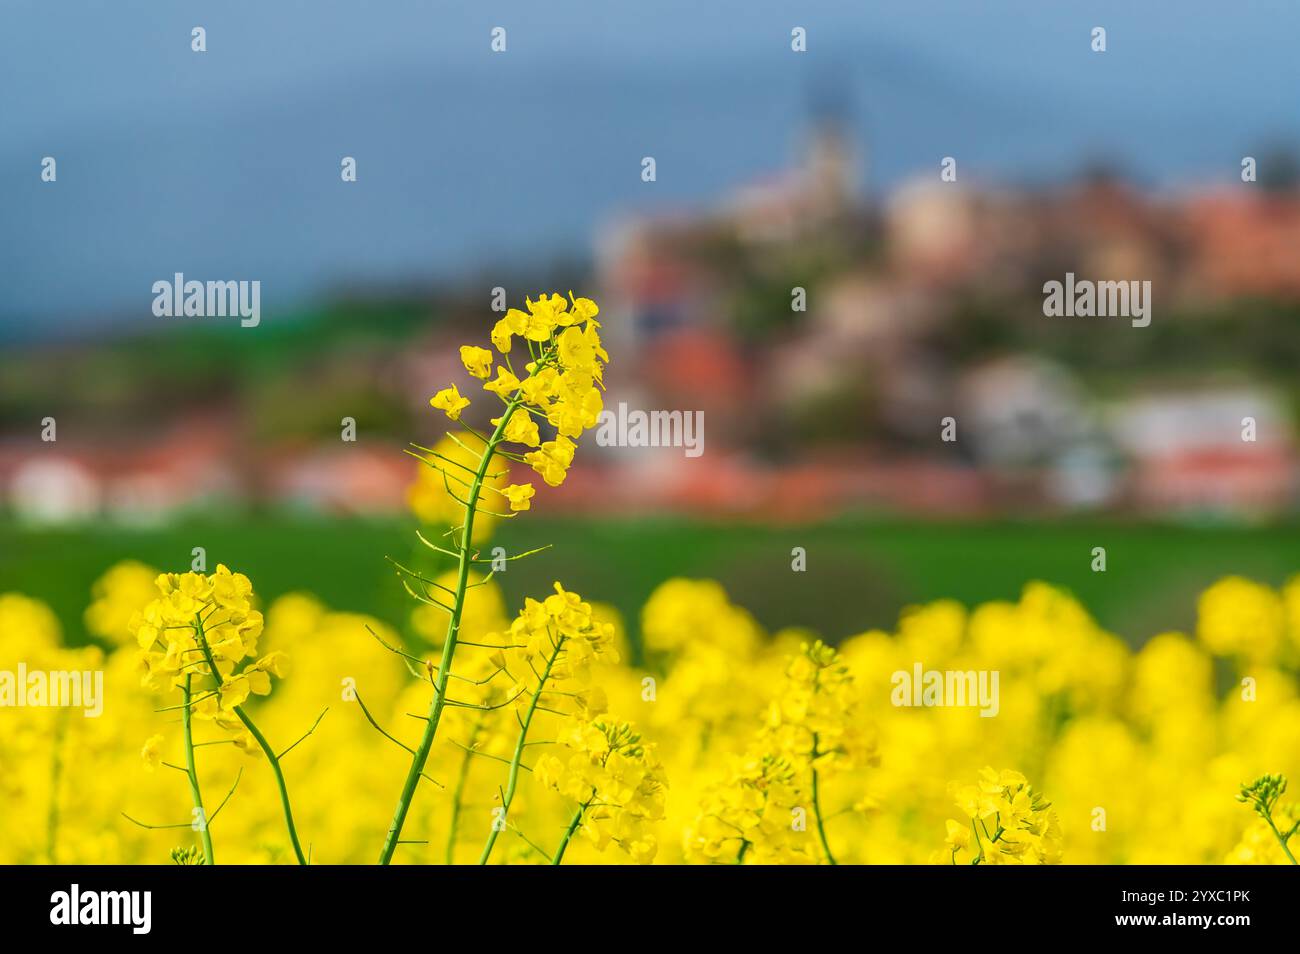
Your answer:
3,296 -> 1300,866
128,565 -> 315,865
376,292 -> 610,864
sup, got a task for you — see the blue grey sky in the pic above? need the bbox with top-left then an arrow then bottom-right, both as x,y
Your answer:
2,0 -> 1298,336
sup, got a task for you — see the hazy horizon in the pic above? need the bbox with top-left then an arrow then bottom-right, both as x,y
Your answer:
4,0 -> 1299,337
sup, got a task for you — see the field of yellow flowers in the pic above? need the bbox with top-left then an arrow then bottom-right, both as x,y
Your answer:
2,294 -> 1298,865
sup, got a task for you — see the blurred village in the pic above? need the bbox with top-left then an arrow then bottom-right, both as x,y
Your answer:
3,118 -> 1299,527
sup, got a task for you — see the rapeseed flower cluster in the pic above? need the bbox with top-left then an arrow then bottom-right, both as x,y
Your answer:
537,719 -> 668,864
685,752 -> 815,864
1231,774 -> 1298,864
132,565 -> 285,741
498,583 -> 620,717
424,292 -> 605,504
944,767 -> 1063,865
686,640 -> 881,864
762,640 -> 880,780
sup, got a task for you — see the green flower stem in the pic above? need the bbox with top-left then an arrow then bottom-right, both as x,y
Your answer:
970,817 -> 1004,865
46,710 -> 69,864
193,616 -> 309,866
551,796 -> 593,865
1264,817 -> 1299,865
444,717 -> 482,865
380,395 -> 523,865
180,675 -> 216,865
232,706 -> 309,865
478,635 -> 564,865
810,734 -> 837,866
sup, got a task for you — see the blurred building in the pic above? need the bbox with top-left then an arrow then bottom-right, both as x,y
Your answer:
4,121 -> 1300,523
1110,387 -> 1295,515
